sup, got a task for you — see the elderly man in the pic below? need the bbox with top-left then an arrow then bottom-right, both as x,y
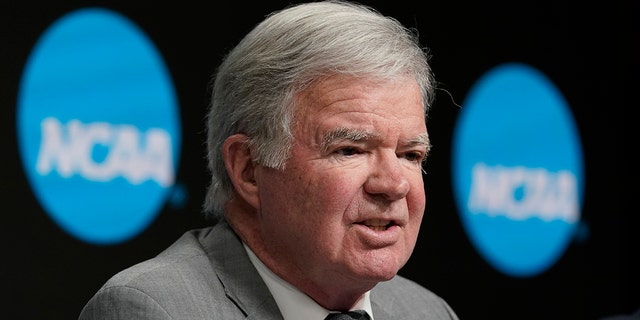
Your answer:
80,1 -> 459,319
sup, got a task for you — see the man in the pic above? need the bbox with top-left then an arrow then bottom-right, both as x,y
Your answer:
79,1 -> 459,319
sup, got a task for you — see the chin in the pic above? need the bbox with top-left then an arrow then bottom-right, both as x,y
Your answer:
358,260 -> 404,282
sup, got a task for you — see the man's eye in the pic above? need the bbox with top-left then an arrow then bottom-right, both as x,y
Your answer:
335,147 -> 360,156
403,152 -> 424,163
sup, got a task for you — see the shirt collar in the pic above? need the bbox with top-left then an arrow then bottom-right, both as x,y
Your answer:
243,243 -> 374,320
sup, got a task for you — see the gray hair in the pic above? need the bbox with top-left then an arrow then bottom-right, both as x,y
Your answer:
203,0 -> 435,220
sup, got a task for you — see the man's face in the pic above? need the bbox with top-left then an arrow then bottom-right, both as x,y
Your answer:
255,75 -> 429,291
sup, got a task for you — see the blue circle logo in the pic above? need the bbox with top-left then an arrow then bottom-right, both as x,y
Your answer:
17,8 -> 181,245
451,62 -> 584,277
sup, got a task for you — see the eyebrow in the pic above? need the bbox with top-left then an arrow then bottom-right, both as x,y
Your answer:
409,133 -> 432,155
320,127 -> 431,154
320,127 -> 377,153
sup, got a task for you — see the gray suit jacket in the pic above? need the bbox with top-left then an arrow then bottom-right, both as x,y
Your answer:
79,220 -> 459,319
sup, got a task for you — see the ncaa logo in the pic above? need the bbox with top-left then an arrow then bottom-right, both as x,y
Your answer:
17,8 -> 181,245
451,62 -> 584,277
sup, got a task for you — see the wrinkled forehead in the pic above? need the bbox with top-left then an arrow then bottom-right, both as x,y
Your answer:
292,74 -> 423,118
291,74 -> 427,144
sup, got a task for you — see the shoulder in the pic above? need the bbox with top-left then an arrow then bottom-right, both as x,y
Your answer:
371,275 -> 459,320
79,227 -> 231,319
103,227 -> 215,289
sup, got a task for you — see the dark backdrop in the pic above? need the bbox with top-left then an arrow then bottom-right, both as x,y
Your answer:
1,1 -> 637,319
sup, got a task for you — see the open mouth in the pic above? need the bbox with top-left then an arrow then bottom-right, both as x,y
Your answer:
361,219 -> 394,231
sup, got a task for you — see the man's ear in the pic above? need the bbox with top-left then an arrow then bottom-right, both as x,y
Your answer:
222,134 -> 260,210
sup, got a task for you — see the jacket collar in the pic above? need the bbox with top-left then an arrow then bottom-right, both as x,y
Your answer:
201,220 -> 284,319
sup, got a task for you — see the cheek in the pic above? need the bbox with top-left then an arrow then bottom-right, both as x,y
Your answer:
262,165 -> 355,219
313,172 -> 366,215
407,180 -> 426,221
409,186 -> 426,212
296,172 -> 359,223
257,167 -> 307,224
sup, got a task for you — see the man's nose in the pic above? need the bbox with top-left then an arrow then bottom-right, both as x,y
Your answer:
363,152 -> 410,201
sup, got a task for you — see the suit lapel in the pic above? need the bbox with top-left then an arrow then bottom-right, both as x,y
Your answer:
201,220 -> 284,320
371,299 -> 393,320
